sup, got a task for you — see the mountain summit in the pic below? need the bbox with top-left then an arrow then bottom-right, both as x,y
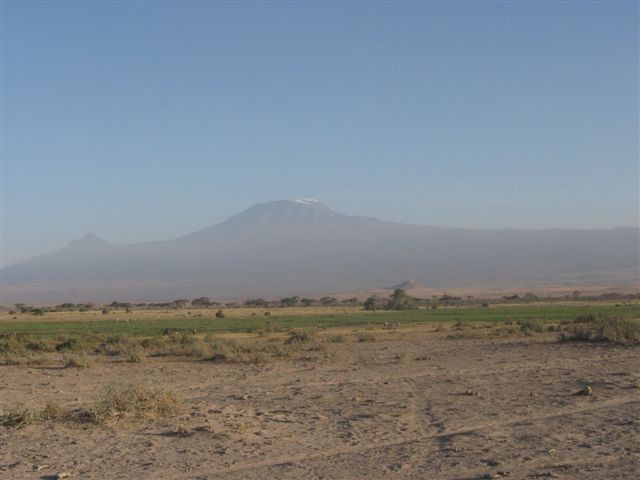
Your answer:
2,200 -> 638,303
217,199 -> 347,228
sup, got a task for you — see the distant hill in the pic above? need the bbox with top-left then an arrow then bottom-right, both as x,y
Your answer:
387,280 -> 428,291
2,199 -> 638,303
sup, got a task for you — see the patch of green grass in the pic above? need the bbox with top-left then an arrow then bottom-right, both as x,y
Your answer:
2,304 -> 638,338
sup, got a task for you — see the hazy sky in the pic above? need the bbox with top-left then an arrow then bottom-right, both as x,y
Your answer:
2,1 -> 638,266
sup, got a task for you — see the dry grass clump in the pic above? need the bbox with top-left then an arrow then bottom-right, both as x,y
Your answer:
517,318 -> 545,335
1,383 -> 181,428
0,329 -> 333,366
285,330 -> 313,345
0,333 -> 55,361
124,344 -> 146,363
0,401 -> 66,428
356,333 -> 375,343
62,353 -> 92,368
0,353 -> 26,365
560,316 -> 640,345
326,334 -> 345,343
88,382 -> 181,424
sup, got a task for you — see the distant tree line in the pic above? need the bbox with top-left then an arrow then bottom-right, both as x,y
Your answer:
7,291 -> 639,316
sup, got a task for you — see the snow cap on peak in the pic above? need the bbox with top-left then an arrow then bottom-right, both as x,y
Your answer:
292,198 -> 320,205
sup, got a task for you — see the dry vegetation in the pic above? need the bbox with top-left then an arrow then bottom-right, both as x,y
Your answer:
560,315 -> 640,344
1,306 -> 638,479
1,382 -> 180,428
0,329 -> 330,367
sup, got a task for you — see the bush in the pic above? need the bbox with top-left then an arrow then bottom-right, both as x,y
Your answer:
574,313 -> 597,324
63,353 -> 92,368
124,345 -> 146,363
356,333 -> 375,343
215,309 -> 225,319
560,316 -> 640,345
55,338 -> 80,352
285,330 -> 311,345
518,319 -> 545,335
326,335 -> 345,343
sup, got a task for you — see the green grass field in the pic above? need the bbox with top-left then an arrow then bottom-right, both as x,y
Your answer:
1,303 -> 638,337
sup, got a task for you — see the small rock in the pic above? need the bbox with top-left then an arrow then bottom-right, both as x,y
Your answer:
464,389 -> 479,396
56,472 -> 71,479
574,386 -> 593,396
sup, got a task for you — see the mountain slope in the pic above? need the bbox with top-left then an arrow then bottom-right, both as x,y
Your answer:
2,200 -> 638,303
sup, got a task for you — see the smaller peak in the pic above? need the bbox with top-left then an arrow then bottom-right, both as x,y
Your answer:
68,233 -> 109,248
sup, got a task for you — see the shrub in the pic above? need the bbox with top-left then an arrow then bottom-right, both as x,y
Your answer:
55,338 -> 80,352
560,316 -> 640,345
574,313 -> 597,324
215,309 -> 225,319
518,319 -> 545,335
356,333 -> 375,343
63,353 -> 92,368
124,345 -> 146,363
326,335 -> 345,343
285,330 -> 311,345
263,320 -> 279,333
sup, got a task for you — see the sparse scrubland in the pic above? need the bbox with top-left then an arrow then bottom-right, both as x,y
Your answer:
1,302 -> 638,479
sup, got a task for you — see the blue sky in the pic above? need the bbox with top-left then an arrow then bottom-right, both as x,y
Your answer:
2,1 -> 638,265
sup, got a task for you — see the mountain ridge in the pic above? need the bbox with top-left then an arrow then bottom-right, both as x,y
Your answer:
2,199 -> 639,303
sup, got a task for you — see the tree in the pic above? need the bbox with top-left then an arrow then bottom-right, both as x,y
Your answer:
363,295 -> 382,311
341,297 -> 360,306
173,299 -> 189,308
280,296 -> 300,307
245,298 -> 268,307
15,303 -> 30,313
388,289 -> 414,310
191,297 -> 210,307
320,296 -> 339,306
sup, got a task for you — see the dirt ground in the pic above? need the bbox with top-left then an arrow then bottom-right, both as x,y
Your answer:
1,330 -> 638,479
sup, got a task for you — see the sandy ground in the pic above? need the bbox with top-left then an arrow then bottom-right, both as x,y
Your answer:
1,330 -> 638,479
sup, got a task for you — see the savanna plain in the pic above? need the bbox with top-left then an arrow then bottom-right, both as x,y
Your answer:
1,303 -> 639,479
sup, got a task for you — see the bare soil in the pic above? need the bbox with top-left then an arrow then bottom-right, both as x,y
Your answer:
1,330 -> 638,479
